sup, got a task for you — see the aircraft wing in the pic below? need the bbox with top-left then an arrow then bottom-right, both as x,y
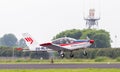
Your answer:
40,43 -> 70,51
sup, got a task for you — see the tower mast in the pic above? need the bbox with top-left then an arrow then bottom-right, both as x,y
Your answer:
84,9 -> 100,29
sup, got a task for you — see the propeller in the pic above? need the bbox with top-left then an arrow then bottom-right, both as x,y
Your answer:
90,39 -> 97,48
89,39 -> 94,44
86,36 -> 96,48
94,41 -> 97,48
86,36 -> 94,44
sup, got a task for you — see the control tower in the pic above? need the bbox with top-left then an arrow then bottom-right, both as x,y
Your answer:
84,9 -> 100,29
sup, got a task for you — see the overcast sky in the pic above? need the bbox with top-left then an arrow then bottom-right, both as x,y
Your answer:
0,0 -> 120,47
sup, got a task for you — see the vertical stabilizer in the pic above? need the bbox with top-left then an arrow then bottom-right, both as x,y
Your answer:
22,33 -> 39,51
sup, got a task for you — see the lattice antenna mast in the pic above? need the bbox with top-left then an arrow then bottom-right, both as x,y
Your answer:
84,9 -> 100,29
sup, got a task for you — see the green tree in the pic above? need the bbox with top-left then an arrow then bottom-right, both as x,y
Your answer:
53,29 -> 82,39
94,33 -> 111,48
80,29 -> 96,39
18,38 -> 27,47
0,34 -> 18,47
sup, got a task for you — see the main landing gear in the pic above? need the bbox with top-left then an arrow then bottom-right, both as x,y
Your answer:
58,50 -> 87,58
58,50 -> 74,58
70,51 -> 74,58
58,51 -> 65,59
83,50 -> 87,56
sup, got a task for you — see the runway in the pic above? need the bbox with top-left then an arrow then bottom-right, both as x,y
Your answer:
0,64 -> 120,69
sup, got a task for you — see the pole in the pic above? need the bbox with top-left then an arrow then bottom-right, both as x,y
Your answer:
12,47 -> 14,59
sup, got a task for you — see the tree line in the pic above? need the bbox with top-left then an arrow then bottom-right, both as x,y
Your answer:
68,48 -> 120,59
0,46 -> 49,59
0,46 -> 120,59
0,34 -> 27,47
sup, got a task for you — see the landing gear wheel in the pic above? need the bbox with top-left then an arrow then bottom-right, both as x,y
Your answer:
70,53 -> 74,58
83,51 -> 87,56
70,51 -> 74,58
58,51 -> 65,58
61,53 -> 65,59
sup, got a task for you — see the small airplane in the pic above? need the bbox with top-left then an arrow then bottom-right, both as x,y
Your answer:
20,33 -> 94,58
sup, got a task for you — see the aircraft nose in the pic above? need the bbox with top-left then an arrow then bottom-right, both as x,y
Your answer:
89,40 -> 94,44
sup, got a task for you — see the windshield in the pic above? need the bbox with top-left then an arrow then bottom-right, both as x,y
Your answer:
52,37 -> 76,44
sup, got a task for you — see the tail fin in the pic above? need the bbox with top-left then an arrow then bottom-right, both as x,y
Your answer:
22,33 -> 38,51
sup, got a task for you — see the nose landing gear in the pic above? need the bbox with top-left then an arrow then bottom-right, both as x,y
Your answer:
58,49 -> 87,59
70,51 -> 74,58
58,51 -> 65,58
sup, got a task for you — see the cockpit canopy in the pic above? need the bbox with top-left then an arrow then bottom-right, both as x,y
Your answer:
52,37 -> 76,44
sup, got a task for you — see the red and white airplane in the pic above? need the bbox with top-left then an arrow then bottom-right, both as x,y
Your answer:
21,33 -> 94,58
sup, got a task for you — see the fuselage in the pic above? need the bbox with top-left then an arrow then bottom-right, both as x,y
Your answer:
52,37 -> 93,50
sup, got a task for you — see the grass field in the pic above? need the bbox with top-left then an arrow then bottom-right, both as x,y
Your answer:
0,58 -> 120,64
0,69 -> 120,72
0,57 -> 120,64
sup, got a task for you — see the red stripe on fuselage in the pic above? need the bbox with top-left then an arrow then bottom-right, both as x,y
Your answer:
59,42 -> 87,46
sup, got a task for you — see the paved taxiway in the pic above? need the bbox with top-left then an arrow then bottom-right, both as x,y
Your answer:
0,64 -> 120,69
